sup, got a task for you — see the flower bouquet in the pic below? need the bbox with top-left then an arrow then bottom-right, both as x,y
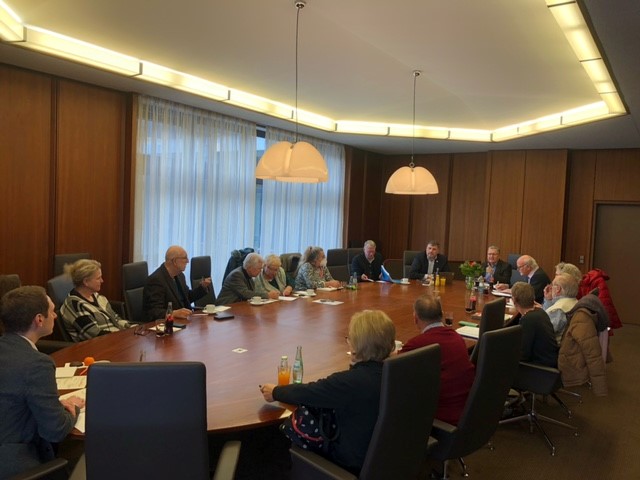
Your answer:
459,261 -> 484,289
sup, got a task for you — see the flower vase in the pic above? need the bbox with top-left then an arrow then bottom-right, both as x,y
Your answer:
465,276 -> 474,290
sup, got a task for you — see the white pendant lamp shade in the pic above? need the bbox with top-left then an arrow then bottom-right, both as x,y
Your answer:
385,165 -> 439,195
256,140 -> 328,183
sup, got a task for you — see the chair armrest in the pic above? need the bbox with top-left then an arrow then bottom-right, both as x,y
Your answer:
426,435 -> 439,453
290,445 -> 357,480
109,300 -> 126,318
9,458 -> 68,480
212,441 -> 241,480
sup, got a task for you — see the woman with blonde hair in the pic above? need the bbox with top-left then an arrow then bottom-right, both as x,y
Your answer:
294,246 -> 340,290
260,310 -> 395,474
61,259 -> 129,341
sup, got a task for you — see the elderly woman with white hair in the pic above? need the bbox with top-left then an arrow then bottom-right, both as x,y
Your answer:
61,259 -> 130,341
254,254 -> 294,297
217,252 -> 278,305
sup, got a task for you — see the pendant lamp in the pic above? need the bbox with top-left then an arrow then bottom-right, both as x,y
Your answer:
256,0 -> 328,183
385,70 -> 438,195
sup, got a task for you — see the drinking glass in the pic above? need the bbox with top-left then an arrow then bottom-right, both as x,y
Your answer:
277,366 -> 291,386
444,311 -> 454,327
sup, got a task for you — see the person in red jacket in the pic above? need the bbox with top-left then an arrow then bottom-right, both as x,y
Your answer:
400,294 -> 475,425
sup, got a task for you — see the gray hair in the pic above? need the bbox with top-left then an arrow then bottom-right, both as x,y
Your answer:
243,252 -> 264,269
555,262 -> 582,286
264,254 -> 281,268
553,273 -> 579,298
487,245 -> 500,253
364,240 -> 376,249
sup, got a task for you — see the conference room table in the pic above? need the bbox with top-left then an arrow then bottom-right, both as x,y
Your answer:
51,280 -> 500,435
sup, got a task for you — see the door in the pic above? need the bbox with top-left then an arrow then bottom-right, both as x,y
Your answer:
593,204 -> 640,326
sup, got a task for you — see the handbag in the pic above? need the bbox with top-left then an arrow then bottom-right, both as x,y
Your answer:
280,405 -> 339,454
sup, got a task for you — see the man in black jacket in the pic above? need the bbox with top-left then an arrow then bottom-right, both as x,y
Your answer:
409,241 -> 450,280
351,240 -> 383,282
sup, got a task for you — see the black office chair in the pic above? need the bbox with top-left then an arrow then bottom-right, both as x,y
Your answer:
326,248 -> 349,282
382,259 -> 403,279
190,255 -> 216,307
346,247 -> 362,275
469,297 -> 506,364
290,344 -> 442,480
507,253 -> 525,285
427,325 -> 523,478
121,261 -> 148,324
70,362 -> 240,480
53,252 -> 91,276
403,250 -> 420,277
45,274 -> 75,343
500,361 -> 578,455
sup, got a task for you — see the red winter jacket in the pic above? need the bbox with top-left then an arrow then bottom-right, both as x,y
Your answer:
578,269 -> 622,330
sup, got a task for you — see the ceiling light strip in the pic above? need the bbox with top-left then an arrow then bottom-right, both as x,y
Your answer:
0,0 -> 23,41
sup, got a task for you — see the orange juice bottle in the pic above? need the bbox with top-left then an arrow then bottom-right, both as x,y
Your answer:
277,355 -> 290,385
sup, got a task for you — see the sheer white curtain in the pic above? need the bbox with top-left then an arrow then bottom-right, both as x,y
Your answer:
134,96 -> 257,288
260,127 -> 345,256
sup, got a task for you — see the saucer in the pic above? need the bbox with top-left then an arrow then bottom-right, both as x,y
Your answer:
400,281 -> 410,285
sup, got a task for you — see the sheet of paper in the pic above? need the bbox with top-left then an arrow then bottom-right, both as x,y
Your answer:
456,326 -> 480,339
56,376 -> 87,390
317,287 -> 338,292
491,289 -> 512,297
55,366 -> 78,378
278,296 -> 297,301
60,388 -> 87,433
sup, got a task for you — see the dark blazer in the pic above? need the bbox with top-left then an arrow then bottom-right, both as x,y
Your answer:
481,259 -> 512,285
351,252 -> 383,281
409,252 -> 450,279
0,334 -> 77,478
511,309 -> 559,367
143,264 -> 209,321
273,360 -> 383,473
528,268 -> 551,305
216,266 -> 256,305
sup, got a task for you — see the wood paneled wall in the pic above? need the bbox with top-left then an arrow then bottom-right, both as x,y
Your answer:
1,64 -> 129,300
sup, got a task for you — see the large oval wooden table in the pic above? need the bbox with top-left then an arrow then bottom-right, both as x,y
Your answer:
52,280 -> 494,435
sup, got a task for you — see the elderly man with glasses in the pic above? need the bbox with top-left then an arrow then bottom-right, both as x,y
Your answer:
496,254 -> 550,305
143,245 -> 212,321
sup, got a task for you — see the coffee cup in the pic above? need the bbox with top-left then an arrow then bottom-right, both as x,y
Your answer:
204,304 -> 215,314
251,296 -> 261,303
401,278 -> 409,284
306,289 -> 314,295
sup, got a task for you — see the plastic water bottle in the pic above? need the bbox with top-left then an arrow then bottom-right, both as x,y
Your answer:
292,346 -> 304,384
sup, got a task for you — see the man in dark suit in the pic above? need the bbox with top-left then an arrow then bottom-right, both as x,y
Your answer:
409,241 -> 450,280
0,286 -> 84,478
481,245 -> 512,285
514,255 -> 550,304
351,240 -> 383,282
143,245 -> 213,321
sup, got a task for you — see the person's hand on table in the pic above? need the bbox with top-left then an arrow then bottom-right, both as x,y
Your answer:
361,274 -> 369,281
260,383 -> 276,402
61,396 -> 85,417
282,286 -> 293,296
494,283 -> 508,291
268,290 -> 280,300
173,308 -> 193,319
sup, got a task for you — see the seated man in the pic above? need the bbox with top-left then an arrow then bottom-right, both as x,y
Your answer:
408,240 -> 450,280
481,245 -> 512,285
496,254 -> 550,304
0,286 -> 84,478
543,273 -> 579,344
217,253 -> 270,305
143,245 -> 213,321
507,282 -> 558,367
351,240 -> 383,282
400,294 -> 475,425
254,254 -> 294,297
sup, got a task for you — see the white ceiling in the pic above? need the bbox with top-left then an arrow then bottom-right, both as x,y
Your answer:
1,0 -> 639,154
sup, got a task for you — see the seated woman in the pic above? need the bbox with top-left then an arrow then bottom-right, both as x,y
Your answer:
294,246 -> 341,290
260,310 -> 396,474
254,254 -> 295,297
61,259 -> 129,341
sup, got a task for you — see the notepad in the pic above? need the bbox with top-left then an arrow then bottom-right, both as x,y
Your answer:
456,326 -> 480,339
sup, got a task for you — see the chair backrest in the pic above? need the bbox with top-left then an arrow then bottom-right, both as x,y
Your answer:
440,271 -> 455,285
359,344 -> 441,480
0,274 -> 21,298
433,326 -> 522,460
85,362 -> 209,480
507,253 -> 526,285
382,259 -> 403,279
326,248 -> 349,282
470,297 -> 506,364
347,247 -> 363,275
45,274 -> 75,342
280,252 -> 302,275
190,255 -> 216,307
403,250 -> 420,277
122,261 -> 148,324
223,248 -> 254,281
53,252 -> 90,276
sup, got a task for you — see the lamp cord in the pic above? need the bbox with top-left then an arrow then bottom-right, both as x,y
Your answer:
294,1 -> 303,143
410,70 -> 421,169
